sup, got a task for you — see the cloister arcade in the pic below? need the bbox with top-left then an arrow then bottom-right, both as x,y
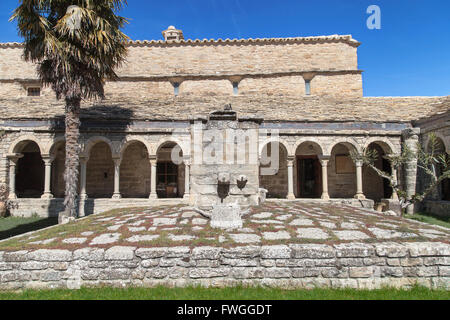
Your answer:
7,132 -> 447,211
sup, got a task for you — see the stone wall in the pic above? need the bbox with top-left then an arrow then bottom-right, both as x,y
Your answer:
0,243 -> 448,290
424,201 -> 450,219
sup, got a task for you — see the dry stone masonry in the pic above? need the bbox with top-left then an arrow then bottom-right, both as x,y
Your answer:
1,243 -> 449,290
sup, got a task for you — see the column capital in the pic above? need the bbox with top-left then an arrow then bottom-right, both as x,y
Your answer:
7,153 -> 23,163
354,160 -> 363,167
112,156 -> 122,166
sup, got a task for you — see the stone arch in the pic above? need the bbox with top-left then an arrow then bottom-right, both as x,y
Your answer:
119,137 -> 151,159
48,138 -> 66,198
259,141 -> 289,199
325,138 -> 360,156
86,140 -> 115,198
424,135 -> 449,201
259,138 -> 290,158
363,142 -> 393,202
9,135 -> 44,155
155,140 -> 185,198
83,136 -> 116,158
424,134 -> 448,153
363,138 -> 396,155
44,136 -> 66,156
14,140 -> 45,198
294,140 -> 325,198
328,142 -> 358,198
120,140 -> 151,198
154,136 -> 188,157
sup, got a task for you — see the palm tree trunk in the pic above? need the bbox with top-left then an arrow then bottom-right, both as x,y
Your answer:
59,96 -> 81,224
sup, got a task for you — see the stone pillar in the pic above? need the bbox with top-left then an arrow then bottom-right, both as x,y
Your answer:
354,160 -> 366,200
287,157 -> 295,200
112,157 -> 121,199
402,128 -> 420,214
149,157 -> 158,199
79,157 -> 88,200
319,156 -> 330,200
183,158 -> 190,200
391,163 -> 399,200
7,154 -> 23,200
41,156 -> 54,199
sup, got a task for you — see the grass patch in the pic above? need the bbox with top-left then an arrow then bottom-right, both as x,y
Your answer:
405,212 -> 450,229
0,285 -> 448,300
0,216 -> 58,240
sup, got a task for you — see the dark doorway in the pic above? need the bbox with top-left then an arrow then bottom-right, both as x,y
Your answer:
156,161 -> 179,198
382,157 -> 393,199
16,152 -> 44,198
297,156 -> 321,198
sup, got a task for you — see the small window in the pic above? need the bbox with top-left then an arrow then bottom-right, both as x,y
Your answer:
27,87 -> 41,97
305,80 -> 311,96
173,83 -> 179,96
232,82 -> 239,96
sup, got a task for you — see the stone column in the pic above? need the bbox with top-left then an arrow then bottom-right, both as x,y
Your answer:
183,158 -> 190,200
354,160 -> 366,200
112,157 -> 121,199
7,154 -> 23,200
287,157 -> 295,200
41,156 -> 54,199
402,128 -> 420,214
79,157 -> 88,200
391,163 -> 399,200
149,157 -> 158,199
319,156 -> 330,200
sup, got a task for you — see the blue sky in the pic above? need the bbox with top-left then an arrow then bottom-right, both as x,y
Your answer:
1,0 -> 449,97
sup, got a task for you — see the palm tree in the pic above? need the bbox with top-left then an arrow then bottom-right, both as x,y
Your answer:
11,1 -> 129,223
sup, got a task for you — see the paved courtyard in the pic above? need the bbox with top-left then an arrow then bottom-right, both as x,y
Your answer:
0,201 -> 449,251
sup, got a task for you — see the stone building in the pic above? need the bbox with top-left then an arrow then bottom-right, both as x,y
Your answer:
0,26 -> 448,217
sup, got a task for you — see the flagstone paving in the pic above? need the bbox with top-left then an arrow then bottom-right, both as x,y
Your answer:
0,201 -> 449,251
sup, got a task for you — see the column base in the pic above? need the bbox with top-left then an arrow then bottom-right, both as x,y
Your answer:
354,193 -> 366,200
8,194 -> 17,200
149,193 -> 158,200
112,194 -> 122,199
80,194 -> 88,201
287,194 -> 296,200
41,193 -> 54,200
183,193 -> 190,200
321,193 -> 330,200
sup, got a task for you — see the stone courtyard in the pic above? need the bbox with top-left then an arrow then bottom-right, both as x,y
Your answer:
1,201 -> 449,251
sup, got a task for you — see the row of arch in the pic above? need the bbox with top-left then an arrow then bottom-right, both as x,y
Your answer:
7,134 -> 449,203
9,138 -> 187,199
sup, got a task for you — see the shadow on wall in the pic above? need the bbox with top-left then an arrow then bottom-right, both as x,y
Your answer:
0,217 -> 58,240
49,104 -> 136,217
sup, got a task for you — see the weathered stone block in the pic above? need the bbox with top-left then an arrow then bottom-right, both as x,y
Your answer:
141,259 -> 160,268
264,268 -> 291,278
28,250 -> 72,262
333,243 -> 375,258
4,250 -> 29,262
104,246 -> 136,261
135,247 -> 167,259
375,243 -> 408,258
73,248 -> 105,261
166,247 -> 190,258
21,261 -> 49,270
222,246 -> 260,258
349,267 -> 373,278
261,245 -> 291,259
423,257 -> 450,266
405,242 -> 450,257
289,244 -> 335,259
192,247 -> 222,260
321,267 -> 349,278
189,267 -> 231,279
